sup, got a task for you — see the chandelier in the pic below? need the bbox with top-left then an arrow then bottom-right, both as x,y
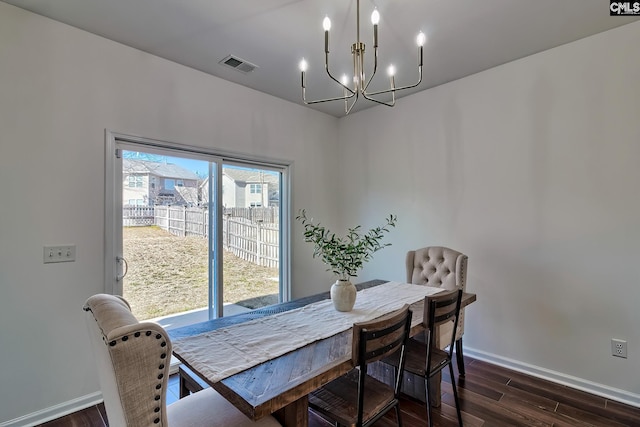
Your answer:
299,0 -> 426,115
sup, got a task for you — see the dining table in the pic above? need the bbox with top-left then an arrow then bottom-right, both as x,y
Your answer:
169,279 -> 476,427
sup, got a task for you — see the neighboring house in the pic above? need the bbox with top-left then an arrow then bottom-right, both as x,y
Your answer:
123,159 -> 201,206
200,168 -> 280,208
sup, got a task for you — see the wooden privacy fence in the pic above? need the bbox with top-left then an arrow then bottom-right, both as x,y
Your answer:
224,217 -> 279,269
154,205 -> 209,238
127,206 -> 279,269
123,205 -> 155,226
223,207 -> 279,223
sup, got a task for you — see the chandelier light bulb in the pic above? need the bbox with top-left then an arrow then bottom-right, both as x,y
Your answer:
416,31 -> 426,47
341,74 -> 349,86
371,9 -> 380,25
299,59 -> 308,72
387,65 -> 396,77
323,16 -> 331,32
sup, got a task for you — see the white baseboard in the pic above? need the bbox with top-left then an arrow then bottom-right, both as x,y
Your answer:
464,347 -> 640,408
0,392 -> 102,427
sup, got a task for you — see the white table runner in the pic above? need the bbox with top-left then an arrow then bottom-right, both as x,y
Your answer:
172,281 -> 443,383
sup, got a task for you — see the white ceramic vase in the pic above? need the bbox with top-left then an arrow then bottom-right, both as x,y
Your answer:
330,279 -> 357,312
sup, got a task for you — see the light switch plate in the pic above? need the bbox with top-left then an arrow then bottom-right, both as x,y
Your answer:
43,245 -> 76,263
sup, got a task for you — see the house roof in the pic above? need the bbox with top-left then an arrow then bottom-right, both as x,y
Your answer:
223,168 -> 279,186
123,159 -> 200,180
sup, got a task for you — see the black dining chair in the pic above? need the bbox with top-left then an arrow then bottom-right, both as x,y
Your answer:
308,304 -> 413,427
382,289 -> 464,427
406,246 -> 469,376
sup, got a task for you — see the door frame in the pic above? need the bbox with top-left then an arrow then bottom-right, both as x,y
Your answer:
104,130 -> 292,316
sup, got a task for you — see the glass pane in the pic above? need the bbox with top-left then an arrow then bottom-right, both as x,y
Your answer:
119,150 -> 284,327
122,151 -> 211,328
222,165 -> 280,316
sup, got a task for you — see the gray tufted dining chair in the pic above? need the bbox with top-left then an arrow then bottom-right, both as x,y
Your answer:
83,294 -> 281,427
406,246 -> 468,375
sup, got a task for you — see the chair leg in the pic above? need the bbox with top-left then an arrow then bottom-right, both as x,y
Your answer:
393,366 -> 403,427
393,366 -> 399,391
425,377 -> 433,427
395,403 -> 403,427
448,363 -> 464,427
455,338 -> 465,376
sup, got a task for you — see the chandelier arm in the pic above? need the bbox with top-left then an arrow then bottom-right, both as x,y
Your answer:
361,91 -> 395,107
325,51 -> 356,95
362,46 -> 379,93
302,87 -> 356,105
344,91 -> 359,114
325,67 -> 356,95
365,73 -> 421,96
365,63 -> 423,96
367,45 -> 423,95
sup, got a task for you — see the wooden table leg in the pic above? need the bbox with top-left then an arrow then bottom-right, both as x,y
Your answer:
273,395 -> 309,427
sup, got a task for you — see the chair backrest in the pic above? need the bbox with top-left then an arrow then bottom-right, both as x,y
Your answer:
83,294 -> 173,427
424,289 -> 463,362
351,304 -> 412,426
406,246 -> 467,290
406,246 -> 467,342
352,304 -> 412,366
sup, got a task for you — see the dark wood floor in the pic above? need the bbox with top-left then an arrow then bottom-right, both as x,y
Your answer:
39,357 -> 640,427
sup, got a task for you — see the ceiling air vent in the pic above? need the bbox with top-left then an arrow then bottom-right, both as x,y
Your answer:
219,55 -> 258,74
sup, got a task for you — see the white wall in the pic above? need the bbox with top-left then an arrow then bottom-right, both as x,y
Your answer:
3,2 -> 640,424
338,22 -> 640,404
0,3 -> 339,425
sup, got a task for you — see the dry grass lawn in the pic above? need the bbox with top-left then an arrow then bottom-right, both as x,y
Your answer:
123,226 -> 279,320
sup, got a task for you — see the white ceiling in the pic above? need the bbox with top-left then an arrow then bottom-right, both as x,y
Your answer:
3,0 -> 638,117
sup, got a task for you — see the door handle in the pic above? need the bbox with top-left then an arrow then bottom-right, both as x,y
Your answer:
116,256 -> 129,282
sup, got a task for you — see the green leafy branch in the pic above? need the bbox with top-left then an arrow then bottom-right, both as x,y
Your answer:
296,209 -> 397,280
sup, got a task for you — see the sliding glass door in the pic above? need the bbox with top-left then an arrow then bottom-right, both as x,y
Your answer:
105,132 -> 288,328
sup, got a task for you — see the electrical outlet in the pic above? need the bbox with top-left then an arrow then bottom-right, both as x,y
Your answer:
43,245 -> 76,263
611,339 -> 627,358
